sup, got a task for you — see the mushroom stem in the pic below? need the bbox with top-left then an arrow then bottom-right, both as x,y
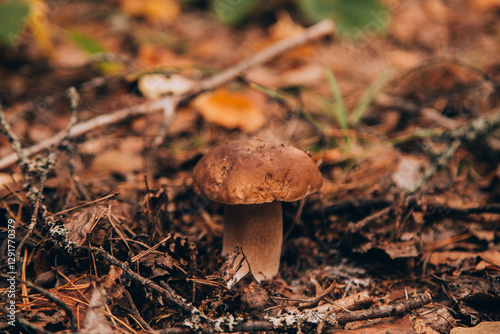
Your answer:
223,201 -> 283,284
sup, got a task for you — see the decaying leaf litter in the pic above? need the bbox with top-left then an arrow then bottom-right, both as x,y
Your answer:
0,0 -> 499,333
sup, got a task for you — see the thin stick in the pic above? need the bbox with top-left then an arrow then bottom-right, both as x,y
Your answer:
154,293 -> 432,333
15,152 -> 55,273
0,104 -> 30,172
0,20 -> 334,171
55,192 -> 119,215
0,96 -> 180,170
299,281 -> 337,309
63,244 -> 206,319
197,20 -> 335,92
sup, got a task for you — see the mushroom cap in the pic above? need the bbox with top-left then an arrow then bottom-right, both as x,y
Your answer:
192,138 -> 323,205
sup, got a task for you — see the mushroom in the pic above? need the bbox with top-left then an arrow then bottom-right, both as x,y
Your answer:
192,138 -> 323,285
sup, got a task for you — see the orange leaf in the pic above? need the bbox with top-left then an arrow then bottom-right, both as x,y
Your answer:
192,87 -> 266,133
120,0 -> 180,24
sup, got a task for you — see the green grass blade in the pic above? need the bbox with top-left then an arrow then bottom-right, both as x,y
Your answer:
350,67 -> 395,126
324,69 -> 348,130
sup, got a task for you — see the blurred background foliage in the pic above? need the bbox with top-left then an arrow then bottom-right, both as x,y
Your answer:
0,0 -> 390,57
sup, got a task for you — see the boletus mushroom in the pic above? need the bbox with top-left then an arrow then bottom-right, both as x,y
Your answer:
192,138 -> 323,285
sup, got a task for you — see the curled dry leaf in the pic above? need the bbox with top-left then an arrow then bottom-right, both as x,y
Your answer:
192,87 -> 266,132
65,205 -> 111,246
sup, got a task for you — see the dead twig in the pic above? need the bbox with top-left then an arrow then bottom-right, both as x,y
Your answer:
346,206 -> 391,234
0,104 -> 30,172
47,237 -> 207,321
0,19 -> 334,171
55,192 -> 119,215
419,202 -> 500,216
298,281 -> 337,309
197,20 -> 334,92
0,96 -> 181,170
15,152 -> 55,275
410,112 -> 500,194
332,293 -> 432,325
124,289 -> 156,333
152,293 -> 432,333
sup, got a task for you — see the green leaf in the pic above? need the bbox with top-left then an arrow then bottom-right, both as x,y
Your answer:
212,0 -> 262,25
67,28 -> 105,55
298,0 -> 390,39
0,0 -> 30,46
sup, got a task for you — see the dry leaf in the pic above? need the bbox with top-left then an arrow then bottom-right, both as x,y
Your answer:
120,0 -> 180,24
451,322 -> 500,334
0,173 -> 22,189
267,11 -> 311,58
192,87 -> 266,132
28,0 -> 53,57
91,149 -> 143,174
468,0 -> 500,10
137,44 -> 193,67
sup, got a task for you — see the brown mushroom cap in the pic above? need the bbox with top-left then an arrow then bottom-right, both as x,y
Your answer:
193,138 -> 323,205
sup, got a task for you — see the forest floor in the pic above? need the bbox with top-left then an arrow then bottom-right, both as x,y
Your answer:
0,0 -> 499,333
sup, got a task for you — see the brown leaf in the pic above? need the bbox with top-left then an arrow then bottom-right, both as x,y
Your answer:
451,322 -> 500,334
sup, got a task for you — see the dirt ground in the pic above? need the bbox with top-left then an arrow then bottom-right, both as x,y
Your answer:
0,0 -> 499,333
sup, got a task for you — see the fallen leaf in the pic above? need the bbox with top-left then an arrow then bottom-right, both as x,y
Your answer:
137,43 -> 194,68
390,0 -> 450,49
91,149 -> 143,174
120,0 -> 180,24
267,11 -> 311,58
0,172 -> 22,189
192,87 -> 266,132
451,322 -> 500,334
28,0 -> 53,57
468,0 -> 500,10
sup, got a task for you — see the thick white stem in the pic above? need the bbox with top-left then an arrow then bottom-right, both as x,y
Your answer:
223,201 -> 282,284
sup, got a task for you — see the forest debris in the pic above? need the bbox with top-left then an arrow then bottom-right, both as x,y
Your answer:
65,205 -> 110,246
311,291 -> 375,313
298,280 -> 337,309
390,0 -> 450,49
264,293 -> 432,332
0,273 -> 78,332
90,149 -> 143,174
82,287 -> 115,334
416,306 -> 456,333
451,321 -> 500,334
375,241 -> 419,260
235,274 -> 271,311
80,266 -> 126,333
429,250 -> 500,268
0,19 -> 334,171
